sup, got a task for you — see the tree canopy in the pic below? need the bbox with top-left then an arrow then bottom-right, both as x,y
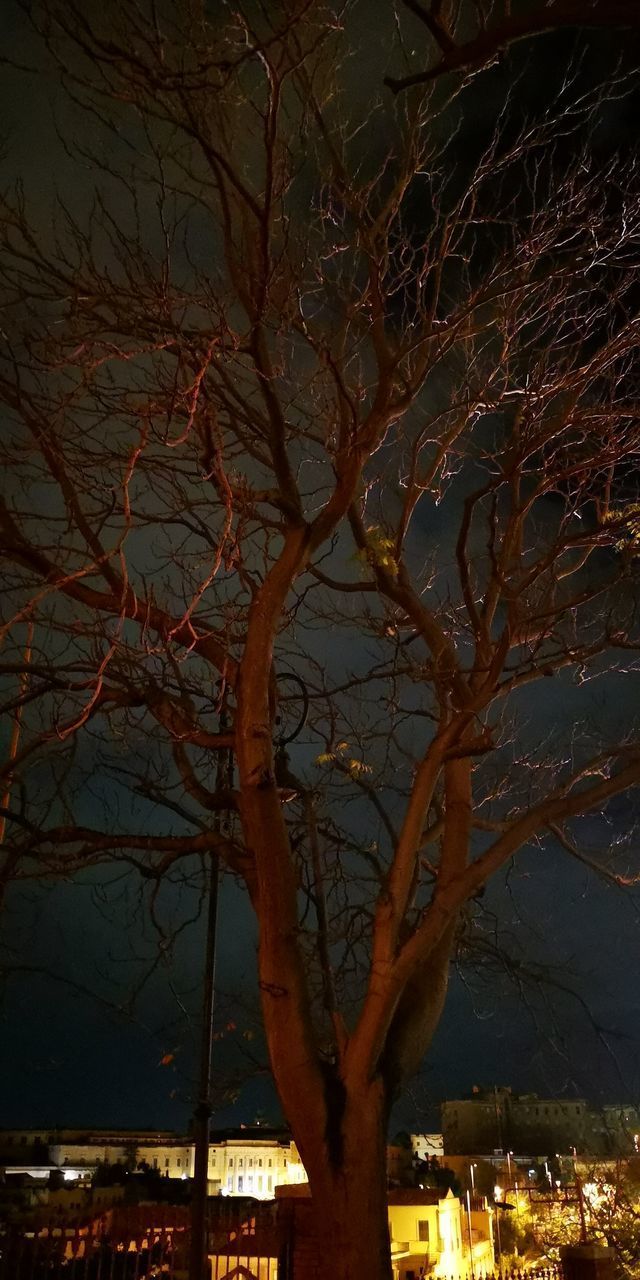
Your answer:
0,4 -> 638,1277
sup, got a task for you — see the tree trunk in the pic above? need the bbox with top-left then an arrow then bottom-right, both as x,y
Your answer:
303,1079 -> 393,1280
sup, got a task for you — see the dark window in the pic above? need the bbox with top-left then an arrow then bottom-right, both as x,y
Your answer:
417,1220 -> 430,1243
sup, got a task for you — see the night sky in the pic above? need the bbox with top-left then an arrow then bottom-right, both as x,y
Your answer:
0,1 -> 639,1137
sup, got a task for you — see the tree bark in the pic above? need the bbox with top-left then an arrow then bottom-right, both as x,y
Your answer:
302,1078 -> 393,1280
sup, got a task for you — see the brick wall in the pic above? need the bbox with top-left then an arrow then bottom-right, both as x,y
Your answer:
560,1244 -> 616,1280
276,1192 -> 323,1280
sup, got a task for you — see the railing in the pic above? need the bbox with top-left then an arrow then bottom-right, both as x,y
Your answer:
0,1206 -> 565,1280
438,1270 -> 562,1280
0,1225 -> 188,1278
0,1200 -> 286,1279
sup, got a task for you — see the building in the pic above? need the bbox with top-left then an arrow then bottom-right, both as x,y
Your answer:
442,1087 -> 589,1157
410,1133 -> 444,1164
0,1126 -> 306,1199
0,1127 -> 180,1169
207,1127 -> 306,1198
388,1188 -> 493,1279
3,1125 -> 450,1200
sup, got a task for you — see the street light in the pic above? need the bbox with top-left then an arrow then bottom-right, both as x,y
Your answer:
470,1162 -> 477,1193
506,1151 -> 513,1187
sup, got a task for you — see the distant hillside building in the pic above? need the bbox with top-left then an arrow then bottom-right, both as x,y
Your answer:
206,1127 -> 306,1197
442,1087 -> 589,1156
0,1126 -> 306,1199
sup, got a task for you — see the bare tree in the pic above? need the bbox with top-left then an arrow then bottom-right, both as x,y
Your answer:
0,3 -> 639,1277
386,0 -> 640,92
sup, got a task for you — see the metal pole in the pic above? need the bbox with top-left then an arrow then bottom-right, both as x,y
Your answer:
189,713 -> 230,1280
465,1188 -> 475,1280
576,1170 -> 589,1245
188,846 -> 220,1280
494,1204 -> 503,1280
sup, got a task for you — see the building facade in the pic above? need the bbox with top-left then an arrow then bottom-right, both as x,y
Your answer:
410,1133 -> 444,1164
0,1126 -> 306,1198
442,1087 -> 589,1157
442,1087 -> 640,1160
388,1188 -> 493,1279
206,1129 -> 306,1198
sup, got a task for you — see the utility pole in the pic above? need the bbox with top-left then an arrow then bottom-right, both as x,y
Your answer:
186,676 -> 305,1280
494,1202 -> 503,1280
188,844 -> 220,1280
188,709 -> 229,1280
465,1188 -> 476,1280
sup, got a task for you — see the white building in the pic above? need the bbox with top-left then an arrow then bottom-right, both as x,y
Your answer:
0,1126 -> 306,1199
207,1129 -> 306,1198
388,1188 -> 493,1279
410,1132 -> 444,1163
